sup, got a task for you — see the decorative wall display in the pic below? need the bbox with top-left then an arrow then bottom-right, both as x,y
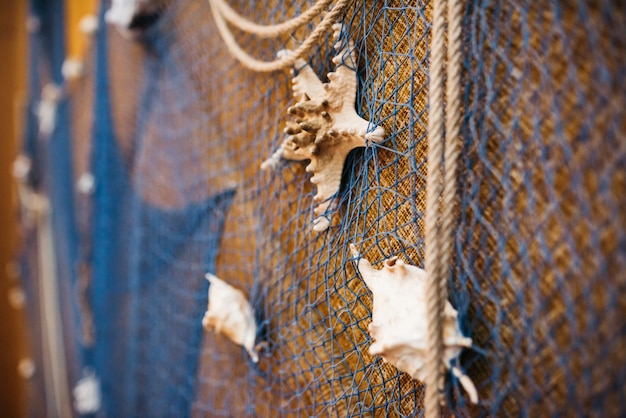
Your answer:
350,244 -> 478,404
262,24 -> 385,231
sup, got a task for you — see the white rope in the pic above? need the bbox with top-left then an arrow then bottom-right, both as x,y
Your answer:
208,0 -> 350,72
210,0 -> 333,38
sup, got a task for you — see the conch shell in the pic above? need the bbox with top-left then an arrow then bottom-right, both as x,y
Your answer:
349,244 -> 478,404
262,24 -> 385,232
203,273 -> 259,362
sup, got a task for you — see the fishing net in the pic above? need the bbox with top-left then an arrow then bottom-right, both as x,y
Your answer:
17,0 -> 625,416
454,2 -> 626,416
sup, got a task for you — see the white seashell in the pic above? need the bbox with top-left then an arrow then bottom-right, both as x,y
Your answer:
262,26 -> 386,231
202,273 -> 259,362
349,244 -> 478,404
105,0 -> 138,29
105,0 -> 161,39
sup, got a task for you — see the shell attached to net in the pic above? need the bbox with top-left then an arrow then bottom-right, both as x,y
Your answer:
202,273 -> 259,362
261,24 -> 385,232
349,244 -> 478,404
105,0 -> 163,39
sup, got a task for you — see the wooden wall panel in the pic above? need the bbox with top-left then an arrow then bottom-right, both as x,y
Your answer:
0,0 -> 28,416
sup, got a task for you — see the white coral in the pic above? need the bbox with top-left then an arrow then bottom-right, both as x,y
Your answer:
202,273 -> 259,362
349,244 -> 478,404
262,24 -> 385,232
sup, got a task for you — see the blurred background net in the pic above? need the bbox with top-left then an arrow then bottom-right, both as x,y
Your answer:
17,0 -> 625,416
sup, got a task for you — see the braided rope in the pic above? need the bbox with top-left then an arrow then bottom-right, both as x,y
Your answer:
424,0 -> 447,415
440,0 -> 463,308
208,0 -> 349,72
210,0 -> 333,38
424,0 -> 464,414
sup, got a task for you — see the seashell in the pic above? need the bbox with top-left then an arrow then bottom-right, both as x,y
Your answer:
261,25 -> 386,232
105,0 -> 163,39
202,273 -> 259,362
349,244 -> 478,404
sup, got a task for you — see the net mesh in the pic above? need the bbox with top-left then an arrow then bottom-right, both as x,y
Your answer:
17,0 -> 626,416
454,2 -> 626,416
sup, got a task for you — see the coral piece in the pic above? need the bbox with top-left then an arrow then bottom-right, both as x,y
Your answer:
202,273 -> 259,362
261,24 -> 385,232
349,244 -> 478,404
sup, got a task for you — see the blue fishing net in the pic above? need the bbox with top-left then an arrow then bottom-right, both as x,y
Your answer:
18,0 -> 85,416
453,2 -> 626,416
18,0 -> 625,417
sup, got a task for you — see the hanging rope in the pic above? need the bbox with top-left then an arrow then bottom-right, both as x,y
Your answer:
441,0 -> 463,308
208,0 -> 350,72
423,0 -> 447,414
210,0 -> 333,38
211,0 -> 465,413
424,0 -> 464,414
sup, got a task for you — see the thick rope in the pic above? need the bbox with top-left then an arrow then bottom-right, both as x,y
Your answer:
440,0 -> 463,307
424,0 -> 447,415
425,0 -> 464,414
211,0 -> 333,38
208,0 -> 350,72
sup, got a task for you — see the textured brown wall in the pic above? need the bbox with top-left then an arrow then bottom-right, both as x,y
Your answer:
0,0 -> 28,416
